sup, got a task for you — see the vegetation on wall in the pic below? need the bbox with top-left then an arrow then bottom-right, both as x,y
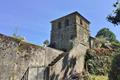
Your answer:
12,33 -> 25,41
109,50 -> 120,80
85,49 -> 117,76
85,48 -> 120,80
111,41 -> 120,48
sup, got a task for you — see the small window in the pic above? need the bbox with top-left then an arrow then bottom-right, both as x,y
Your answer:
61,34 -> 64,39
80,19 -> 83,25
58,22 -> 61,29
51,42 -> 56,48
70,35 -> 74,39
65,19 -> 69,26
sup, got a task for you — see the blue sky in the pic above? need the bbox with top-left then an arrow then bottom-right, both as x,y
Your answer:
0,0 -> 120,45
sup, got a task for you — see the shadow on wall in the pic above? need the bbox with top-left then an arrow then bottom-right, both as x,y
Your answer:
50,72 -> 59,80
21,66 -> 46,80
109,54 -> 120,80
49,52 -> 77,80
62,54 -> 76,79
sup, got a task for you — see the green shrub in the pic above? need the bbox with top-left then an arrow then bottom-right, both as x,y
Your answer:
111,41 -> 120,47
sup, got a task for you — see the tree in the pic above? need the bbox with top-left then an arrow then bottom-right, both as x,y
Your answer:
96,28 -> 116,42
107,0 -> 120,25
43,40 -> 49,47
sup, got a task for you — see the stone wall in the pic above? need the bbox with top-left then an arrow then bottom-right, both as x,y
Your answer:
50,12 -> 90,51
75,14 -> 90,47
0,33 -> 63,80
21,66 -> 46,80
50,13 -> 76,51
49,44 -> 88,80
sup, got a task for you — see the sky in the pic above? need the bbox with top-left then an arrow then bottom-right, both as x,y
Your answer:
0,0 -> 120,45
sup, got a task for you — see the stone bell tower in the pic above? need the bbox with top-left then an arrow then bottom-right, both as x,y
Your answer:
50,11 -> 90,51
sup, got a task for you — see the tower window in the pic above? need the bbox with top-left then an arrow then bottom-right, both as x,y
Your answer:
65,19 -> 69,26
61,34 -> 64,39
70,34 -> 74,39
80,19 -> 83,25
51,42 -> 56,48
58,22 -> 61,29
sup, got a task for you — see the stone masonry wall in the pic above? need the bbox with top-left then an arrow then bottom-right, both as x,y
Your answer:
49,44 -> 88,80
50,13 -> 76,51
0,33 -> 63,80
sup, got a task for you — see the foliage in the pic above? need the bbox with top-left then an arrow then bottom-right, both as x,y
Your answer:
12,33 -> 25,41
93,36 -> 107,48
107,1 -> 120,25
96,28 -> 116,42
89,75 -> 108,80
12,27 -> 25,41
95,36 -> 107,43
43,40 -> 49,47
111,40 -> 120,47
109,50 -> 120,80
85,49 -> 118,76
86,49 -> 120,80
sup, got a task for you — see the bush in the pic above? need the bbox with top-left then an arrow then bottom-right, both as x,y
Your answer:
86,52 -> 112,75
111,41 -> 120,47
